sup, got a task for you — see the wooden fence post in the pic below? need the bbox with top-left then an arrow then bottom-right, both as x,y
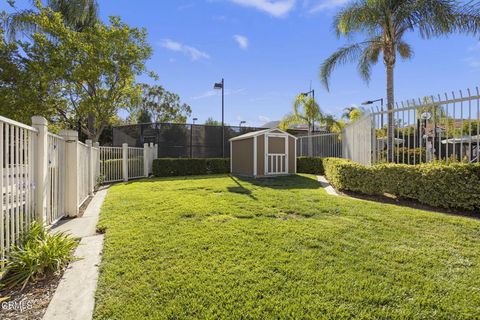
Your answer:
122,143 -> 128,182
31,116 -> 48,224
61,130 -> 79,217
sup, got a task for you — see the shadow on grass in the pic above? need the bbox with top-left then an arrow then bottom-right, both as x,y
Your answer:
235,174 -> 320,190
227,176 -> 257,200
121,174 -> 230,185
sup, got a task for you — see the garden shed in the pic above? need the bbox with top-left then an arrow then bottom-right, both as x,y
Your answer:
229,128 -> 297,177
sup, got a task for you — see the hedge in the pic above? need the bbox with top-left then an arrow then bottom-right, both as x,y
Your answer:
322,157 -> 480,211
297,157 -> 324,174
379,147 -> 426,164
152,158 -> 230,177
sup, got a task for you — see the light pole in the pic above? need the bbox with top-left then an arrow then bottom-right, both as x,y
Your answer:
214,79 -> 225,157
192,117 -> 198,125
239,121 -> 246,127
362,98 -> 384,127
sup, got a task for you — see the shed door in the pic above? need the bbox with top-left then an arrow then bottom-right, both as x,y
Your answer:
265,135 -> 288,175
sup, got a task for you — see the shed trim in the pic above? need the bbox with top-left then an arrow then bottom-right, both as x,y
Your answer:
229,128 -> 298,142
253,136 -> 257,176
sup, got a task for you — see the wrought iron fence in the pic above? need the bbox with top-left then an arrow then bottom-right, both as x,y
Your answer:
297,133 -> 342,158
370,87 -> 480,165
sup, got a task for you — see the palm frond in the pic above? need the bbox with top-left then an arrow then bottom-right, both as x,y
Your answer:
320,42 -> 370,91
279,113 -> 305,130
397,41 -> 413,60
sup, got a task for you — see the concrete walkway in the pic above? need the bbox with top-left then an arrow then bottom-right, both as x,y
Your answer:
317,175 -> 339,196
43,187 -> 108,320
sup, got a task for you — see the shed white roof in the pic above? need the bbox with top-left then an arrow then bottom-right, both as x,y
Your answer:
229,128 -> 297,142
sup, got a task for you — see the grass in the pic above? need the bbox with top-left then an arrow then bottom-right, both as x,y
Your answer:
94,174 -> 480,319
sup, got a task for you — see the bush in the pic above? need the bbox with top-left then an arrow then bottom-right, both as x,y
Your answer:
379,147 -> 426,164
322,157 -> 480,211
1,222 -> 77,289
152,158 -> 230,177
297,157 -> 324,174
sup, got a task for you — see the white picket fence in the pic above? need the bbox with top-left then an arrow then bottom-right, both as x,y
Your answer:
0,115 -> 157,267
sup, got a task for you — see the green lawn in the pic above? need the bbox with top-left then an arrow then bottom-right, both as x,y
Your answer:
94,174 -> 480,319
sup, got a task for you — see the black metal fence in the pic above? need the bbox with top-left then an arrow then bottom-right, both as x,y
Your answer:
112,123 -> 265,158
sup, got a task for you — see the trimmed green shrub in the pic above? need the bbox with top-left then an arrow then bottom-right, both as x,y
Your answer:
1,222 -> 77,289
297,157 -> 324,174
322,157 -> 480,211
206,158 -> 230,174
379,147 -> 426,164
152,158 -> 230,177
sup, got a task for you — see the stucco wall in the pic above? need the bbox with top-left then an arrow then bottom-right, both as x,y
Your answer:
231,138 -> 253,176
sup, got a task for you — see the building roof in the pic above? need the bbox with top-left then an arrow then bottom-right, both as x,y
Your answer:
229,128 -> 297,142
261,121 -> 325,131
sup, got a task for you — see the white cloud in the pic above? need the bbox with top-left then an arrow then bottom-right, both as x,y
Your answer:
191,88 -> 246,100
229,0 -> 296,17
308,0 -> 349,13
233,35 -> 249,50
159,39 -> 210,61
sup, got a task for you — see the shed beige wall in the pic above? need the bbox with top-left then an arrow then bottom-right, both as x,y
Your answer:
256,134 -> 264,177
231,138 -> 253,176
268,137 -> 286,154
288,136 -> 296,173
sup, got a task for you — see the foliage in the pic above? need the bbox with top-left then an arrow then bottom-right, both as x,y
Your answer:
296,157 -> 324,174
379,147 -> 427,164
95,175 -> 480,319
152,158 -> 230,177
1,3 -> 152,141
204,117 -> 222,126
320,0 -> 480,157
0,222 -> 77,290
322,157 -> 480,211
280,94 -> 337,133
128,84 -> 192,124
342,106 -> 365,122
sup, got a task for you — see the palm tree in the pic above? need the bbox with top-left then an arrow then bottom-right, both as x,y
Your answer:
280,94 -> 337,156
6,0 -> 98,39
342,106 -> 365,122
320,0 -> 480,159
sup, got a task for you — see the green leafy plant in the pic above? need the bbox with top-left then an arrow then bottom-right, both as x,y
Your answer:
1,222 -> 77,290
322,157 -> 480,211
152,158 -> 230,177
296,157 -> 324,174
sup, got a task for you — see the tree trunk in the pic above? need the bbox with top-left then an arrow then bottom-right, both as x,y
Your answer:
386,63 -> 395,162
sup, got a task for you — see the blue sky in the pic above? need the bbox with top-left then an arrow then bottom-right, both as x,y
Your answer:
4,0 -> 480,126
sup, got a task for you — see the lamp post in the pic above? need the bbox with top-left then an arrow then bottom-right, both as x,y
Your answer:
192,117 -> 198,125
362,98 -> 384,127
214,79 -> 225,157
239,121 -> 246,127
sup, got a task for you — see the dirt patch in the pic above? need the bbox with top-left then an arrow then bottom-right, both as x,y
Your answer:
0,272 -> 63,320
338,190 -> 479,219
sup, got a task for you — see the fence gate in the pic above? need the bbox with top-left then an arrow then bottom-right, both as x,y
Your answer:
342,115 -> 373,165
46,133 -> 65,225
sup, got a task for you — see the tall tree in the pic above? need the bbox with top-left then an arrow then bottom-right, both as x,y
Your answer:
129,84 -> 192,124
320,0 -> 480,159
280,94 -> 337,133
4,5 -> 152,141
280,94 -> 337,156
